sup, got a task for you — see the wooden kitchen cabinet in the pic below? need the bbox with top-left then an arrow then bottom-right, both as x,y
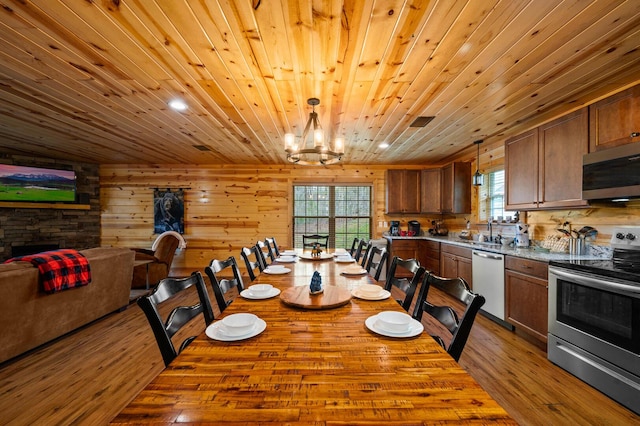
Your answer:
386,238 -> 439,278
420,168 -> 442,213
440,243 -> 472,288
589,84 -> 640,151
505,256 -> 548,348
505,108 -> 589,210
441,162 -> 471,214
385,170 -> 421,214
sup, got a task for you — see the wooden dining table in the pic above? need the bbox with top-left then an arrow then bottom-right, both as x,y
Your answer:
112,250 -> 515,424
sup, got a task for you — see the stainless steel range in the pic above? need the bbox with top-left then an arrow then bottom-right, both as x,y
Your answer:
548,226 -> 640,415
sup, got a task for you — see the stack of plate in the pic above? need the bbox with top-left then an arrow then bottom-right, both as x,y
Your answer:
341,264 -> 368,275
351,284 -> 390,300
206,313 -> 267,341
241,283 -> 281,299
365,311 -> 424,338
276,255 -> 297,263
263,265 -> 291,274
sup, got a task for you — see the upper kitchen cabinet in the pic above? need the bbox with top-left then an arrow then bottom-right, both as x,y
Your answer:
441,162 -> 471,214
385,169 -> 421,214
420,168 -> 442,213
506,108 -> 589,210
589,85 -> 640,151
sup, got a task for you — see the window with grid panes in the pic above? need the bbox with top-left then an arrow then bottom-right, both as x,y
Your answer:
478,169 -> 515,221
293,185 -> 371,249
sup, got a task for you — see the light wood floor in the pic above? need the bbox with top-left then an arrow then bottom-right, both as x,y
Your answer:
0,281 -> 638,425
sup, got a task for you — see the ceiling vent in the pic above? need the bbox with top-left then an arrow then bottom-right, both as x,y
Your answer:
410,116 -> 435,127
193,145 -> 212,151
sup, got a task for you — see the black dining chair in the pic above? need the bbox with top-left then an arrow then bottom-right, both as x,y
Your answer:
384,256 -> 426,312
352,239 -> 368,263
137,272 -> 214,367
265,237 -> 281,257
204,256 -> 245,313
365,246 -> 388,281
257,240 -> 274,264
241,245 -> 266,281
302,234 -> 329,248
359,241 -> 373,267
348,237 -> 361,257
412,273 -> 485,362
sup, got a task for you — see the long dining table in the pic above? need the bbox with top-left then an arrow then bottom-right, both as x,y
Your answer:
112,250 -> 515,425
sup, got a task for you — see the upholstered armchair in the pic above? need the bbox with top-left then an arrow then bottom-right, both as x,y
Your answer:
131,231 -> 186,289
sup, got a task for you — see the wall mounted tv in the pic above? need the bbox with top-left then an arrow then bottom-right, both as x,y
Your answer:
0,164 -> 76,203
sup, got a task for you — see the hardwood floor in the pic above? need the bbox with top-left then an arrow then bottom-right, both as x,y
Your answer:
0,281 -> 638,425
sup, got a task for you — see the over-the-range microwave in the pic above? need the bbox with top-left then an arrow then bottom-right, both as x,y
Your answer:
582,143 -> 640,201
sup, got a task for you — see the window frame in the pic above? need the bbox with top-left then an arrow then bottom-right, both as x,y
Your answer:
292,183 -> 373,249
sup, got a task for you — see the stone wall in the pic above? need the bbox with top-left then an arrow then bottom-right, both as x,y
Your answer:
0,156 -> 100,261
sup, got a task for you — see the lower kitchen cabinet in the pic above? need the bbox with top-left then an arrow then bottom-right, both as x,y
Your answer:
386,238 -> 440,278
440,243 -> 472,288
505,256 -> 548,348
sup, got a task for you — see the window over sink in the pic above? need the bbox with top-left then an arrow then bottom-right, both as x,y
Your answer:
478,169 -> 515,222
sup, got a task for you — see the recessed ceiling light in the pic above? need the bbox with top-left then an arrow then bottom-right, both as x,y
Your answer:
168,99 -> 188,111
378,142 -> 389,149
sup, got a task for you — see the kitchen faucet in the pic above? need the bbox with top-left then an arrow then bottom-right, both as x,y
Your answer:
487,220 -> 493,242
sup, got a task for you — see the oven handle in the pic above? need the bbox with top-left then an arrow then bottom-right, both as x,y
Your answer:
550,268 -> 640,297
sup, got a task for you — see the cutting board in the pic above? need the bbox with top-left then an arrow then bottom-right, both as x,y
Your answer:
280,285 -> 352,309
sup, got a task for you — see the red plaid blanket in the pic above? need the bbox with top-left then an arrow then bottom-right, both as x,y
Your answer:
5,249 -> 91,294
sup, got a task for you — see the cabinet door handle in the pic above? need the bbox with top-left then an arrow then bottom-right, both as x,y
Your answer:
631,132 -> 640,137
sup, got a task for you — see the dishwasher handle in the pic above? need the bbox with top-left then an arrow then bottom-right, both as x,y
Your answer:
472,251 -> 503,261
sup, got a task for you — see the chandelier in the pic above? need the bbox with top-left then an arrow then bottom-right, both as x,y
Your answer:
284,98 -> 344,165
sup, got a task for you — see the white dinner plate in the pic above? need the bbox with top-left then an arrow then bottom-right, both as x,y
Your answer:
351,288 -> 391,301
280,250 -> 297,256
275,256 -> 297,263
206,318 -> 267,341
365,314 -> 424,338
263,267 -> 291,274
335,257 -> 355,263
341,268 -> 368,276
240,287 -> 281,300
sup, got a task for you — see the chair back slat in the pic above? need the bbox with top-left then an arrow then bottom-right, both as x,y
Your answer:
204,256 -> 245,313
384,256 -> 425,312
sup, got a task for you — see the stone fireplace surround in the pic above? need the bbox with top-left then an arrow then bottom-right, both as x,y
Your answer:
0,155 -> 100,261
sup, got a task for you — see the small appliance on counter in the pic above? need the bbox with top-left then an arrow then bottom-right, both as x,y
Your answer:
408,220 -> 421,236
428,220 -> 448,236
389,221 -> 400,236
514,222 -> 530,247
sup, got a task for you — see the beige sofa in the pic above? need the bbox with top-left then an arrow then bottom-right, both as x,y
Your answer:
0,247 -> 134,364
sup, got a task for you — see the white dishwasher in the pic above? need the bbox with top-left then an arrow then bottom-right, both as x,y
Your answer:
471,250 -> 513,329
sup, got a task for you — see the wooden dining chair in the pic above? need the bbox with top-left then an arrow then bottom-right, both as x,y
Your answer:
384,256 -> 426,312
365,246 -> 388,281
137,272 -> 214,367
257,240 -> 274,264
302,234 -> 329,248
265,237 -> 280,257
348,237 -> 360,257
412,273 -> 486,362
352,239 -> 368,262
359,241 -> 373,267
204,256 -> 245,313
240,245 -> 266,281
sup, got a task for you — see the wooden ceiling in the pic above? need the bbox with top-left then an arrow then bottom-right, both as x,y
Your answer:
1,0 -> 639,166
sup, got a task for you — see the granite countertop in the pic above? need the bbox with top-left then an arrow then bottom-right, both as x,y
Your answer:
382,233 -> 609,262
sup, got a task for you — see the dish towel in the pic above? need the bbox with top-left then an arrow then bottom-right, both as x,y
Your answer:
5,249 -> 91,294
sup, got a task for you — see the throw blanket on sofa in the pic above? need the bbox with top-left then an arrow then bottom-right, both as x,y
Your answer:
5,249 -> 91,294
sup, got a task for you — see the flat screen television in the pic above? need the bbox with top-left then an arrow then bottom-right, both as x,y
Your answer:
0,164 -> 76,202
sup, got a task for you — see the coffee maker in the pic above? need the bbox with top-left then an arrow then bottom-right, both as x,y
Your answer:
389,221 -> 400,236
408,220 -> 421,236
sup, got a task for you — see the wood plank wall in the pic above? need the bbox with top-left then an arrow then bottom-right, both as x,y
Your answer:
100,160 -> 640,276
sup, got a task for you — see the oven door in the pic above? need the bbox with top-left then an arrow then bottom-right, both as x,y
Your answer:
548,266 -> 640,376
